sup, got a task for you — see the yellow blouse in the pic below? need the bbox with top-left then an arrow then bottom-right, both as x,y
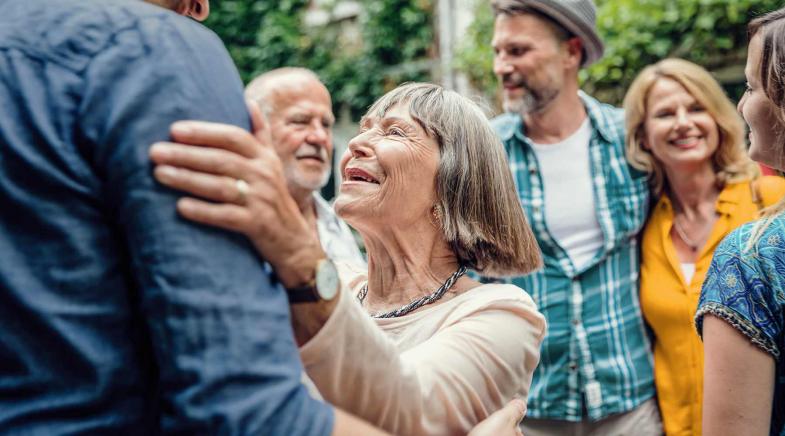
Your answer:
640,177 -> 785,436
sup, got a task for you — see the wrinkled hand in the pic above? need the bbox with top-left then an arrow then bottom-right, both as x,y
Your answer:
149,103 -> 323,288
467,399 -> 526,436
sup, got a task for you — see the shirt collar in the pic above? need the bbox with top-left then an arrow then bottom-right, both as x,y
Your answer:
715,180 -> 752,214
500,91 -> 616,144
312,192 -> 342,229
657,180 -> 751,215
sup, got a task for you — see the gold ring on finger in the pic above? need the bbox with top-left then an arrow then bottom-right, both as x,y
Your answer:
235,179 -> 249,205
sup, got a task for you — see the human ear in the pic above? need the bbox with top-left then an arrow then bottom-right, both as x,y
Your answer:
564,37 -> 584,68
178,0 -> 209,21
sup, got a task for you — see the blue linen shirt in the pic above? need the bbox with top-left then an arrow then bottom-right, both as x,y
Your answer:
491,93 -> 655,421
696,214 -> 785,436
0,1 -> 333,434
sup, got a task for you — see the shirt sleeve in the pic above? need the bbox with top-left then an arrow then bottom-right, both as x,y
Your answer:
77,14 -> 333,435
695,225 -> 784,360
300,283 -> 546,435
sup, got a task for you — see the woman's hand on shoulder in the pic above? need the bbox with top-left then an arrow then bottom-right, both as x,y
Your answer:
148,103 -> 321,287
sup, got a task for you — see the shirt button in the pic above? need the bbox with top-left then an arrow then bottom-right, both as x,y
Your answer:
571,318 -> 580,326
528,166 -> 537,175
533,206 -> 541,215
569,362 -> 578,371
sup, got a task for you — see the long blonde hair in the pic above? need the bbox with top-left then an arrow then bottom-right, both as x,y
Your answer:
623,58 -> 757,198
746,8 -> 785,250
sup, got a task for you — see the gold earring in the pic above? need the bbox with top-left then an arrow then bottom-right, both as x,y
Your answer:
432,205 -> 442,225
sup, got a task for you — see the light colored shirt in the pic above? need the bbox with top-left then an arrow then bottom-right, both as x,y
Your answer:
643,177 -> 785,436
314,193 -> 365,266
300,264 -> 546,436
680,263 -> 696,284
491,92 -> 653,421
530,118 -> 602,271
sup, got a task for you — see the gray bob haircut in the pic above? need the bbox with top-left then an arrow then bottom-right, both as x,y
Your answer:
364,83 -> 542,277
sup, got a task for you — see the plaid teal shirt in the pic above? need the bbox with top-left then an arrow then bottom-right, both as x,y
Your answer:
491,92 -> 654,421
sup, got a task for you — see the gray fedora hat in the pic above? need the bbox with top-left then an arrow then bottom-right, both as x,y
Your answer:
494,0 -> 604,67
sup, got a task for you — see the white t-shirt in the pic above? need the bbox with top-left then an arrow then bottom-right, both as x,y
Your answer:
530,118 -> 604,271
680,262 -> 695,284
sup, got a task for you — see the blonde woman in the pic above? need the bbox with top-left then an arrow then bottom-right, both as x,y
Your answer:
150,83 -> 546,435
696,8 -> 785,436
624,58 -> 785,435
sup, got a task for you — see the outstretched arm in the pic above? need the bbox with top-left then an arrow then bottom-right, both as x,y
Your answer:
148,118 -> 545,435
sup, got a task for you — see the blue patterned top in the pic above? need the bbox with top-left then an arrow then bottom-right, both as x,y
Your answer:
696,213 -> 785,436
491,92 -> 654,421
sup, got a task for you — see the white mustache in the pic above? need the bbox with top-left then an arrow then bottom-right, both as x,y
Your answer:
295,144 -> 328,162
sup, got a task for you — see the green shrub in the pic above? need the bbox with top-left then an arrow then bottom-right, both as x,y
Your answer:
206,0 -> 434,120
455,0 -> 783,108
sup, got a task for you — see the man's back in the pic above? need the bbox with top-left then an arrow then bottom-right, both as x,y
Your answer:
0,1 -> 332,433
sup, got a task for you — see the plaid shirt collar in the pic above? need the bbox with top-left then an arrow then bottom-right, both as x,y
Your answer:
495,91 -> 619,146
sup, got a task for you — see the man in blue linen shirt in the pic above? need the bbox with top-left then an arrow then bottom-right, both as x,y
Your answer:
0,0 -> 387,434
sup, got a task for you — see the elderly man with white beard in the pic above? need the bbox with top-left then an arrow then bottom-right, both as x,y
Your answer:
245,69 -> 364,267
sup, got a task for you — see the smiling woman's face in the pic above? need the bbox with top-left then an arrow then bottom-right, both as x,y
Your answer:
738,34 -> 785,171
334,103 -> 440,231
642,77 -> 720,172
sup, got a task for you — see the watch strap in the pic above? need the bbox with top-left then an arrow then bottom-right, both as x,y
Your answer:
286,282 -> 319,303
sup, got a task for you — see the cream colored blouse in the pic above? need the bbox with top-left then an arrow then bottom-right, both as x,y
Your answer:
300,270 -> 546,436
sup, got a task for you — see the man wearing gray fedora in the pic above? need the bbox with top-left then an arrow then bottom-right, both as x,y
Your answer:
489,0 -> 662,434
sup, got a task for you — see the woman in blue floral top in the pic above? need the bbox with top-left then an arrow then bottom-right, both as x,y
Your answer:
695,7 -> 785,436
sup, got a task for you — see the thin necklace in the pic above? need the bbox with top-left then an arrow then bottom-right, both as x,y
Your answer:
356,265 -> 468,319
672,217 -> 700,252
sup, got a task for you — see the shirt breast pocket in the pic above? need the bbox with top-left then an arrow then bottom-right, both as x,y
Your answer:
606,172 -> 649,238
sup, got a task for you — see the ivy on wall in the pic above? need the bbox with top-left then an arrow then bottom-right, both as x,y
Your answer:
455,0 -> 783,108
205,0 -> 434,121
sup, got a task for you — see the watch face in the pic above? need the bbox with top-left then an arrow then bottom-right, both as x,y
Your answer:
315,259 -> 340,300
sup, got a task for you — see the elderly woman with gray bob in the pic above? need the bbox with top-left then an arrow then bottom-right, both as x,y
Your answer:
150,82 -> 546,435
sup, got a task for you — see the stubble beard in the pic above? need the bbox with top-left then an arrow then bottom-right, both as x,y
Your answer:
501,73 -> 559,116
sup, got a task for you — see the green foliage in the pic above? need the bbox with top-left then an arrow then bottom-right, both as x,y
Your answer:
455,0 -> 783,107
206,0 -> 434,120
455,2 -> 496,99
